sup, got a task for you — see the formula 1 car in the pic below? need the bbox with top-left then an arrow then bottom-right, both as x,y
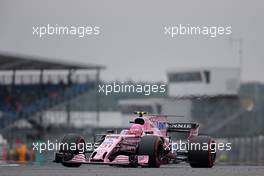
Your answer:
54,112 -> 216,168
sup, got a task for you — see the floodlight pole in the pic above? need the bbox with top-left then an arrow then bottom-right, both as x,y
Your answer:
229,37 -> 243,84
11,69 -> 16,86
238,39 -> 243,82
96,68 -> 100,127
66,69 -> 73,127
229,37 -> 244,132
39,69 -> 44,126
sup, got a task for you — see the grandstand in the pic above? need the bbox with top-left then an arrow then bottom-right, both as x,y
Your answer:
0,52 -> 105,135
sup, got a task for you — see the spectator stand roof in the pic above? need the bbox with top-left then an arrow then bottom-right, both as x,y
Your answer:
0,51 -> 105,71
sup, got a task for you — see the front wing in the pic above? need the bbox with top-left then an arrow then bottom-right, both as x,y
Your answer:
54,152 -> 149,166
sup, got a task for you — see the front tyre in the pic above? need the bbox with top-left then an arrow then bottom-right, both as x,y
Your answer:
59,133 -> 86,167
138,135 -> 163,168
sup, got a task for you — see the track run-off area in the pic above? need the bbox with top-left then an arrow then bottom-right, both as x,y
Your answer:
1,163 -> 264,176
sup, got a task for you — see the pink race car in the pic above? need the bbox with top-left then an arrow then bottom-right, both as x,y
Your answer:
54,112 -> 216,168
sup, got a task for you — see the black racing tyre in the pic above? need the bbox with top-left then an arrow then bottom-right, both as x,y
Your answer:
188,135 -> 216,168
61,162 -> 81,168
60,134 -> 85,167
138,135 -> 163,168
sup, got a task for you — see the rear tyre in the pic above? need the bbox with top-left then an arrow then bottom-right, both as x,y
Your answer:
138,135 -> 163,168
60,133 -> 85,168
188,135 -> 216,168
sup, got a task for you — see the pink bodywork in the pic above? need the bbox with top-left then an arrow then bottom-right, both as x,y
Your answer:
71,115 -> 199,165
90,134 -> 148,165
84,116 -> 168,165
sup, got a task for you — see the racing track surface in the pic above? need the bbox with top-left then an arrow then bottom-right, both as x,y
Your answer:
1,163 -> 264,176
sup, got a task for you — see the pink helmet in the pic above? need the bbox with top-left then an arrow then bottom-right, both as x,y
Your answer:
129,124 -> 144,136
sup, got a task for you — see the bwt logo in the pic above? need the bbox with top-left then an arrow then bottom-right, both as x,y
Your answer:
169,123 -> 192,129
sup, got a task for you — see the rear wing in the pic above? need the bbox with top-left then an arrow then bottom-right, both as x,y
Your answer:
132,112 -> 199,136
167,123 -> 199,133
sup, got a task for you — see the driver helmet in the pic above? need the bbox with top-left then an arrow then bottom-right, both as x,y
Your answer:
128,124 -> 144,136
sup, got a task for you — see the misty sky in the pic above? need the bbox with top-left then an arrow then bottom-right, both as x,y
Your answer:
0,0 -> 263,82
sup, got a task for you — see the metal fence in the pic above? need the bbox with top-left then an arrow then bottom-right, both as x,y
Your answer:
217,136 -> 264,165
